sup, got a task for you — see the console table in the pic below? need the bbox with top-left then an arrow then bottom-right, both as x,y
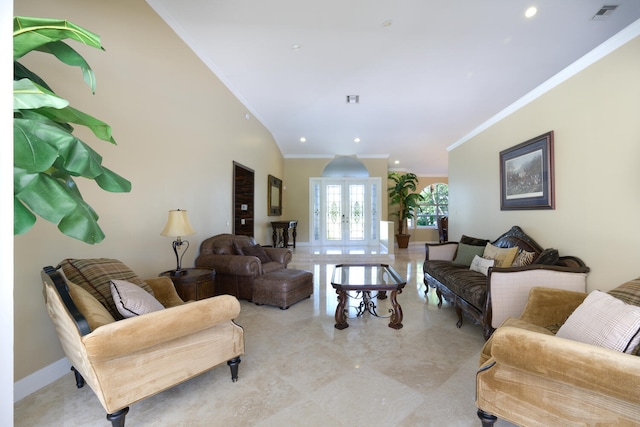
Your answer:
271,220 -> 297,248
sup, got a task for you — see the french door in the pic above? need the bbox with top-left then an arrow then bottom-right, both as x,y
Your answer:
309,178 -> 381,245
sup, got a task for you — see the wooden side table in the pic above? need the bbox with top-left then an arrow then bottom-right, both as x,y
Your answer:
271,220 -> 298,248
160,268 -> 215,301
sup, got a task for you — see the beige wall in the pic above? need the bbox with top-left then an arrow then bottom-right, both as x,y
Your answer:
449,35 -> 640,292
14,0 -> 283,381
283,157 -> 389,243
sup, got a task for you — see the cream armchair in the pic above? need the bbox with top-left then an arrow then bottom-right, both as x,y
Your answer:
42,264 -> 244,427
476,282 -> 640,426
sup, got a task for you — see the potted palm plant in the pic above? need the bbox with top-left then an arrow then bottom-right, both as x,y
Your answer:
13,16 -> 131,244
388,172 -> 424,248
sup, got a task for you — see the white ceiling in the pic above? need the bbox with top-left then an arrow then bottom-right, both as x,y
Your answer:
147,1 -> 640,175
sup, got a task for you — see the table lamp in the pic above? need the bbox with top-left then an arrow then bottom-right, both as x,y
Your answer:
160,209 -> 195,276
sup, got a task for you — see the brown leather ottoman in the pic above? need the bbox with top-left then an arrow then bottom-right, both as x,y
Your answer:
253,269 -> 313,309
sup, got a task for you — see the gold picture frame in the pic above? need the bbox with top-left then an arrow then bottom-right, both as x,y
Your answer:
268,175 -> 282,216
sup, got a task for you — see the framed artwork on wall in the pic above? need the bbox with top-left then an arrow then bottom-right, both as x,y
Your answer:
500,131 -> 555,210
268,175 -> 282,216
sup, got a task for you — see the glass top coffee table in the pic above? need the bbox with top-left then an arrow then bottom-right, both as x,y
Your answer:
330,263 -> 407,330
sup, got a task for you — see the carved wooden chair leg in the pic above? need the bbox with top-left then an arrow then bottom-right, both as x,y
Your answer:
455,305 -> 463,328
70,366 -> 85,389
107,407 -> 129,427
477,409 -> 497,427
227,357 -> 241,382
436,289 -> 443,308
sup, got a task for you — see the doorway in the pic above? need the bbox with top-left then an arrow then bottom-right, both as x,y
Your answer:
309,178 -> 381,246
233,162 -> 254,237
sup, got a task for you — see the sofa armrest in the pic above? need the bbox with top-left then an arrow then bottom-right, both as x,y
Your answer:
264,247 -> 292,266
487,267 -> 588,328
519,287 -> 587,327
424,242 -> 458,261
144,276 -> 186,307
83,294 -> 241,361
195,254 -> 261,276
486,326 -> 640,405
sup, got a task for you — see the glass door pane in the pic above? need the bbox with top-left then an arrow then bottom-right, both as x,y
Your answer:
325,184 -> 343,241
348,184 -> 365,241
310,177 -> 381,246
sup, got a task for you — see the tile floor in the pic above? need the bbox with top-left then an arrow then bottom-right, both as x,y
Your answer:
15,243 -> 515,426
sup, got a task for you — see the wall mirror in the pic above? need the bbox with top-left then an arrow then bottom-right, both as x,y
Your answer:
268,175 -> 282,216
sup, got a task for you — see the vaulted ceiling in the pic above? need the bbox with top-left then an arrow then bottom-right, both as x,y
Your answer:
147,0 -> 640,175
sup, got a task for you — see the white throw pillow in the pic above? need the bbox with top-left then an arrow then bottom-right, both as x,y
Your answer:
556,290 -> 640,353
469,255 -> 495,276
110,279 -> 164,318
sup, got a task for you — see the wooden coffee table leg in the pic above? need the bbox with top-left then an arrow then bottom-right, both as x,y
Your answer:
334,290 -> 349,329
388,289 -> 404,329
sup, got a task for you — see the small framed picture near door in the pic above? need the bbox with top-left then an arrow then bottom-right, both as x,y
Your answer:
500,131 -> 554,210
268,175 -> 282,216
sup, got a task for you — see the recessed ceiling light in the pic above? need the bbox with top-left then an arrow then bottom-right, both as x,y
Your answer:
382,20 -> 392,28
299,137 -> 306,142
525,6 -> 537,18
291,44 -> 301,51
394,160 -> 400,165
354,138 -> 361,143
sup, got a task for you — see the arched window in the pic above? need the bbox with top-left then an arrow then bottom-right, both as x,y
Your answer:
415,183 -> 448,228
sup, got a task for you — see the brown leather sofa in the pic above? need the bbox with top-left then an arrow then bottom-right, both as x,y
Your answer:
195,234 -> 292,300
476,279 -> 640,426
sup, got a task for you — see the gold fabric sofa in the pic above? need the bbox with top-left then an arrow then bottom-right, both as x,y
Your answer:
476,279 -> 640,426
42,261 -> 244,427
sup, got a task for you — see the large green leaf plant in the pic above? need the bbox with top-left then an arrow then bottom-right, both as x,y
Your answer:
388,172 -> 424,236
13,16 -> 131,244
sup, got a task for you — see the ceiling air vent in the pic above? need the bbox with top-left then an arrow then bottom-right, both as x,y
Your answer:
346,95 -> 360,104
592,5 -> 618,20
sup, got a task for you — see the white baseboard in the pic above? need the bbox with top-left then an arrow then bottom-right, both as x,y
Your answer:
14,357 -> 70,403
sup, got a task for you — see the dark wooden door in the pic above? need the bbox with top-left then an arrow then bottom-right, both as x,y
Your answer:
233,162 -> 254,237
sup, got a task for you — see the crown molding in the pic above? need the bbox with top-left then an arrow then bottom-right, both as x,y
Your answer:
448,18 -> 640,152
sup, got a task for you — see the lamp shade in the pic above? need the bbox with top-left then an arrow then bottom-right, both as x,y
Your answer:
160,209 -> 195,237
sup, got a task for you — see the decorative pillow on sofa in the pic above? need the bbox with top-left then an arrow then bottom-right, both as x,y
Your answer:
511,249 -> 536,267
232,241 -> 245,255
607,277 -> 640,355
240,244 -> 271,263
59,258 -> 155,320
460,235 -> 490,247
67,281 -> 116,330
607,277 -> 640,307
556,290 -> 640,354
482,243 -> 518,268
452,243 -> 486,267
110,280 -> 165,318
534,248 -> 559,265
470,255 -> 495,276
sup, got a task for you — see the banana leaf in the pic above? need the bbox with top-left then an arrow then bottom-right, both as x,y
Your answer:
13,16 -> 102,59
13,16 -> 130,244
